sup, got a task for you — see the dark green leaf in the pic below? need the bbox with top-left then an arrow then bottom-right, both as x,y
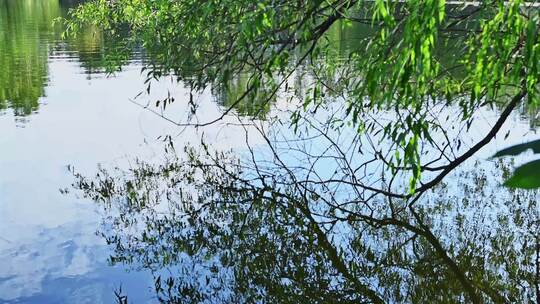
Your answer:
493,139 -> 540,158
504,159 -> 540,189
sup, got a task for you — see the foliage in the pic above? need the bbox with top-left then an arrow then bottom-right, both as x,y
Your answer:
494,139 -> 540,188
494,139 -> 540,157
64,0 -> 540,192
504,159 -> 540,188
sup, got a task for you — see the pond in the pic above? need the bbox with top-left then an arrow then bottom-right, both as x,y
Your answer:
0,0 -> 193,302
1,0 -> 540,303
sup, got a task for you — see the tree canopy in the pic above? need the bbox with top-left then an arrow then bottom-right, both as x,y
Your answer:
66,0 -> 540,190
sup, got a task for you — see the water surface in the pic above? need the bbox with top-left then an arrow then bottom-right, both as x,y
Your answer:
1,0 -> 540,303
1,0 -> 186,302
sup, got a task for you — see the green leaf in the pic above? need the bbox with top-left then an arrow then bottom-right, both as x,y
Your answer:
504,159 -> 540,189
493,139 -> 540,158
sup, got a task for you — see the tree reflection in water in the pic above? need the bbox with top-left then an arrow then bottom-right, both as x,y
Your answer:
71,132 -> 539,303
0,0 -> 60,116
